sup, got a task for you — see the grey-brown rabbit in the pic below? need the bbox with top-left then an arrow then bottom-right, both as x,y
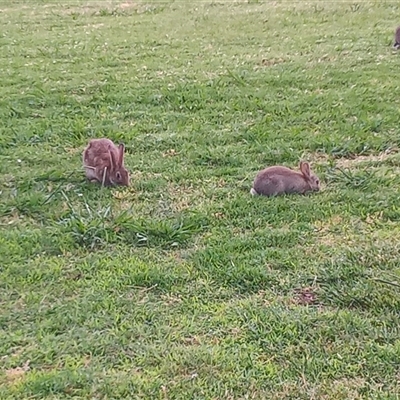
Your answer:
83,138 -> 130,186
394,26 -> 400,49
250,161 -> 320,197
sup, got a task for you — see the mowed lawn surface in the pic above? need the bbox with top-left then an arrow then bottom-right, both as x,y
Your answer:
1,0 -> 400,398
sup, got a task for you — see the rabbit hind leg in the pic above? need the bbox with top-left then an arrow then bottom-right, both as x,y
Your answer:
84,166 -> 99,182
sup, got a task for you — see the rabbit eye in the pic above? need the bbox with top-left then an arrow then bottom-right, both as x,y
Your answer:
116,172 -> 121,180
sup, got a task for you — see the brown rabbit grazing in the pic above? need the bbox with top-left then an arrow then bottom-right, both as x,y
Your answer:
83,138 -> 130,186
250,161 -> 320,197
394,26 -> 400,49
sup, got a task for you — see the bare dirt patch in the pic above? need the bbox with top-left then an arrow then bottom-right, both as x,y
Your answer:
4,361 -> 30,383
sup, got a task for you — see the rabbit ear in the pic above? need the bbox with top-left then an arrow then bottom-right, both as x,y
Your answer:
300,161 -> 311,178
108,144 -> 118,169
118,143 -> 125,167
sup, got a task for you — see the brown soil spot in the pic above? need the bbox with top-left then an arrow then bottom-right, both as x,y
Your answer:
293,287 -> 318,305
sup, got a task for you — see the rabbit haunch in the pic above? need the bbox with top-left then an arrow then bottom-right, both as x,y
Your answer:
83,138 -> 130,186
394,26 -> 400,49
250,161 -> 320,197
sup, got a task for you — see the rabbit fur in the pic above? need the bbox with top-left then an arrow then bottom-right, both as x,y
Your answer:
394,26 -> 400,49
83,138 -> 130,186
250,161 -> 320,197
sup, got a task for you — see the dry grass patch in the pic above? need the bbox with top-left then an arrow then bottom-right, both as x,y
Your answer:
270,377 -> 369,400
312,226 -> 359,248
53,0 -> 150,16
313,215 -> 344,234
329,377 -> 369,399
260,57 -> 287,67
164,182 -> 208,212
304,153 -> 331,164
311,214 -> 400,261
305,149 -> 399,168
335,149 -> 398,168
2,361 -> 30,385
313,215 -> 347,247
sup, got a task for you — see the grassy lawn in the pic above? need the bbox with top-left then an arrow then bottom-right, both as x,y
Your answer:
1,0 -> 400,398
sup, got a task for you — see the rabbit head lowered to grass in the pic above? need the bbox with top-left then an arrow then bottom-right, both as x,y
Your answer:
83,138 -> 130,186
250,161 -> 320,197
394,26 -> 400,49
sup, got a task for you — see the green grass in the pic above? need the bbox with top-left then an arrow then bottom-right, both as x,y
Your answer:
1,0 -> 400,398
